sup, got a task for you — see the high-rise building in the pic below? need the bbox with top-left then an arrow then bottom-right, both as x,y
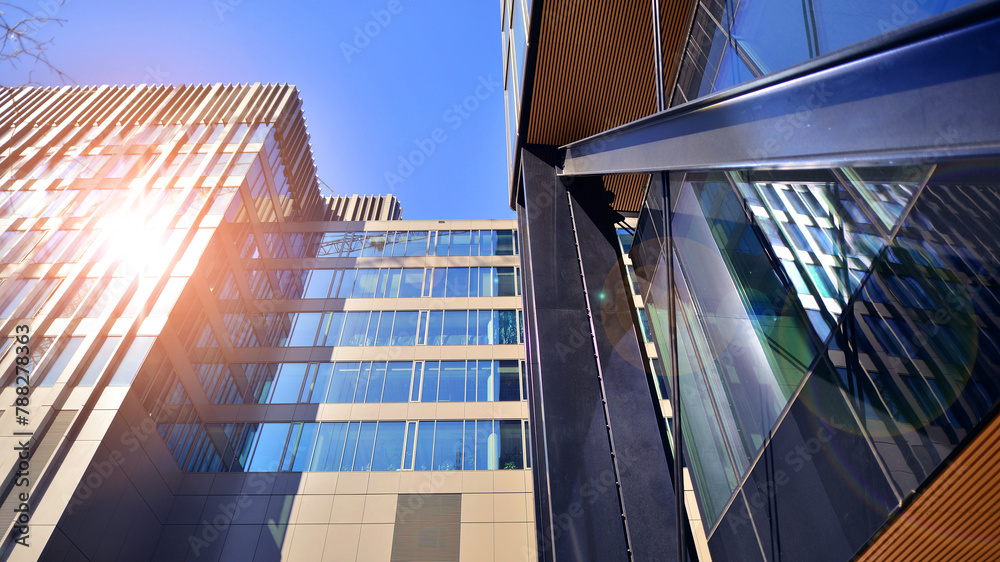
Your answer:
504,1 -> 1000,561
0,84 -> 533,561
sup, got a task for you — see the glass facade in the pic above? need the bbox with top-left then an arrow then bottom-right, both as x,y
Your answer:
0,85 -> 532,560
632,160 -> 1000,552
671,0 -> 979,105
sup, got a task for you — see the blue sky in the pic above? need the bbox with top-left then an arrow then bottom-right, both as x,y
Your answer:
3,0 -> 512,220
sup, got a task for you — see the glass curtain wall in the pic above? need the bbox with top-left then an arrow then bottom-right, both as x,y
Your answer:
633,160 -> 1000,528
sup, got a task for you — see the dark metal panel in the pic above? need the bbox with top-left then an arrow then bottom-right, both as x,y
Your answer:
568,178 -> 681,561
562,7 -> 1000,176
520,145 -> 683,560
519,146 -> 631,561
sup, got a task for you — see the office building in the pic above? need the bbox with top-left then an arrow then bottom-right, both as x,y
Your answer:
0,84 -> 533,561
504,1 -> 1000,561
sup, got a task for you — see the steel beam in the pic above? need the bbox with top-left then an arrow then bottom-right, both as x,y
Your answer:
562,5 -> 1000,176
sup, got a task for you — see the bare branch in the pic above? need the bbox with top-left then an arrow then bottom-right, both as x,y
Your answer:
0,1 -> 74,86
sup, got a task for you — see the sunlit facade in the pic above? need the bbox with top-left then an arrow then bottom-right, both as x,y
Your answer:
0,84 -> 533,561
505,1 -> 1000,561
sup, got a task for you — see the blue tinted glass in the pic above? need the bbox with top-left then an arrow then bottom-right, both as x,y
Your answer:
371,421 -> 405,471
304,269 -> 334,298
477,311 -> 493,345
336,269 -> 356,298
37,336 -> 84,386
374,268 -> 389,298
291,423 -> 318,472
499,420 -> 524,469
322,312 -> 346,346
476,420 -> 496,470
352,422 -> 377,471
382,362 -> 412,402
438,361 -> 466,402
399,268 -> 423,298
248,423 -> 290,472
431,268 -> 447,297
327,363 -> 360,402
463,421 -> 476,470
465,362 -> 476,401
384,268 -> 402,298
78,336 -> 121,386
340,312 -> 370,346
403,421 -> 416,469
339,422 -> 361,471
365,363 -> 386,402
427,311 -> 444,345
435,231 -> 450,256
421,362 -> 439,402
356,363 -> 372,402
405,231 -> 428,256
375,311 -> 394,346
478,361 -> 493,402
361,232 -> 386,257
497,310 -> 518,344
414,421 -> 434,470
446,268 -> 470,297
496,267 -> 517,296
281,424 -> 302,471
449,231 -> 471,256
712,45 -> 757,94
288,313 -> 321,346
109,337 -> 154,385
269,363 -> 306,403
353,269 -> 379,298
442,310 -> 468,345
498,361 -> 520,401
308,363 -> 332,403
496,230 -> 515,255
480,230 -> 495,255
390,311 -> 418,346
310,422 -> 348,471
433,421 -> 464,470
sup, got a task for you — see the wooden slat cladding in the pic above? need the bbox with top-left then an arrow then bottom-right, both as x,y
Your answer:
856,412 -> 1000,561
524,0 -> 694,213
603,174 -> 648,213
527,0 -> 656,147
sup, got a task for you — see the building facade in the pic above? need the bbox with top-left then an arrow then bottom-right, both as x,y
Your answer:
0,84 -> 533,561
504,1 -> 1000,561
